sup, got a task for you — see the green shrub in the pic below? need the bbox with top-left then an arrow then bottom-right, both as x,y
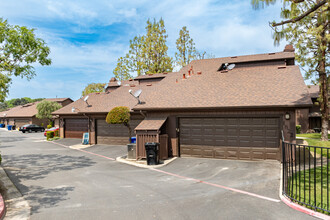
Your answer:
106,106 -> 130,124
46,131 -> 54,140
47,124 -> 52,129
41,123 -> 44,127
296,125 -> 301,134
54,129 -> 59,137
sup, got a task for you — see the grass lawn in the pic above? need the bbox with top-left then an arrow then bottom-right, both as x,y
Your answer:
296,133 -> 330,140
289,166 -> 329,214
296,133 -> 330,158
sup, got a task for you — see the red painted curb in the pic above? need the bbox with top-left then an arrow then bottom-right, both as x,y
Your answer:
0,192 -> 5,220
280,195 -> 330,220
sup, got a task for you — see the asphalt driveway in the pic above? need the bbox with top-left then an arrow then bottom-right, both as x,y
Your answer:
0,129 -> 315,219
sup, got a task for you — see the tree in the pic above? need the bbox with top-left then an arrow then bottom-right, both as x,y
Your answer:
106,106 -> 132,142
252,0 -> 329,141
82,83 -> 106,96
175,26 -> 197,68
113,57 -> 131,82
0,18 -> 51,102
195,50 -> 216,60
113,18 -> 173,77
36,100 -> 62,123
142,18 -> 173,74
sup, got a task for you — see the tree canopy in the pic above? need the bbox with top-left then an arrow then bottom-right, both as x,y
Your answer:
82,83 -> 106,96
36,100 -> 62,122
175,26 -> 196,68
252,0 -> 329,140
113,19 -> 214,79
106,106 -> 131,141
0,18 -> 51,102
0,97 -> 44,111
113,18 -> 173,78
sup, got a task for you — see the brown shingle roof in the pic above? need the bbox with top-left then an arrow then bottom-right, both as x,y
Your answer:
53,79 -> 167,115
46,98 -> 73,103
135,117 -> 167,131
134,65 -> 311,110
307,85 -> 319,98
134,72 -> 169,80
5,102 -> 39,117
3,98 -> 72,117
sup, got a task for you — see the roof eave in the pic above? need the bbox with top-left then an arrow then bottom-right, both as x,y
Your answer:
133,104 -> 313,111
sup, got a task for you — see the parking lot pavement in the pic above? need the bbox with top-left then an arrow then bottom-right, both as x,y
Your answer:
0,129 -> 316,220
53,138 -> 82,146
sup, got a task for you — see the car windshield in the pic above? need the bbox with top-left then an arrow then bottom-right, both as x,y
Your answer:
22,124 -> 31,127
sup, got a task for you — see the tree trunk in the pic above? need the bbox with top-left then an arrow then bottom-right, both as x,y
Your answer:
319,28 -> 328,141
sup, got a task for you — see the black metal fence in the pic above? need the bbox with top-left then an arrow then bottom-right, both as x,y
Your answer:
282,141 -> 330,214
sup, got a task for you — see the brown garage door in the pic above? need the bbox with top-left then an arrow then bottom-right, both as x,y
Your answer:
65,118 -> 88,138
96,119 -> 141,145
179,117 -> 280,160
15,119 -> 31,128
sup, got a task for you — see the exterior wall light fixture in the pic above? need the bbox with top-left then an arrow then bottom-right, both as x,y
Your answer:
285,112 -> 290,120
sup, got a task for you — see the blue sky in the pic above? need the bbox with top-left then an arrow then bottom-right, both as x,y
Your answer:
1,0 -> 290,101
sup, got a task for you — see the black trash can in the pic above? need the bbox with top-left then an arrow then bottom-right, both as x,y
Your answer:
145,142 -> 160,165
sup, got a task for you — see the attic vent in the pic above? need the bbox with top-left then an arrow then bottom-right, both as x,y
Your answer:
197,71 -> 202,75
146,84 -> 152,86
130,84 -> 136,87
129,79 -> 133,81
163,72 -> 168,75
278,66 -> 286,69
231,56 -> 237,58
269,53 -> 275,55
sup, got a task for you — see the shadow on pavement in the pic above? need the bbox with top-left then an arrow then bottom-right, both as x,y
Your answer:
2,153 -> 96,214
26,185 -> 75,214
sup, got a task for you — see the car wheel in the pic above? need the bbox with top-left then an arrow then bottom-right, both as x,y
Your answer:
28,129 -> 32,133
22,131 -> 25,133
41,128 -> 45,132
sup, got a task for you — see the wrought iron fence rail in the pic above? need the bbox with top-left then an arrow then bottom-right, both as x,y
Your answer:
282,141 -> 329,215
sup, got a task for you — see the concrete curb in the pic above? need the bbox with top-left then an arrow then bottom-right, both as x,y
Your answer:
0,166 -> 30,220
116,156 -> 177,169
279,164 -> 330,220
0,191 -> 5,220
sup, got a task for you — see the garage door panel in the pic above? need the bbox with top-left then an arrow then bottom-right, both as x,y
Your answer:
96,119 -> 141,145
180,116 -> 280,160
65,119 -> 88,139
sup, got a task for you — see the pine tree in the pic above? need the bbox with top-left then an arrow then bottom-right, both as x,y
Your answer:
113,57 -> 131,81
113,18 -> 173,76
252,0 -> 329,141
175,26 -> 196,68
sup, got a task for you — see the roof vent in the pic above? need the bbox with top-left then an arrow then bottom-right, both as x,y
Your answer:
183,73 -> 186,79
268,53 -> 275,55
278,66 -> 286,69
146,84 -> 152,86
130,84 -> 136,87
129,79 -> 133,81
231,56 -> 237,58
197,71 -> 202,75
163,72 -> 168,75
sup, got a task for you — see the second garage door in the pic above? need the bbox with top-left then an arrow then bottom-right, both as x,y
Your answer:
15,119 -> 31,128
65,118 -> 88,138
96,119 -> 142,145
179,117 -> 280,160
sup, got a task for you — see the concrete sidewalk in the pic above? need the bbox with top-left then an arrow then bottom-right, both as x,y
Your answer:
0,166 -> 30,220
